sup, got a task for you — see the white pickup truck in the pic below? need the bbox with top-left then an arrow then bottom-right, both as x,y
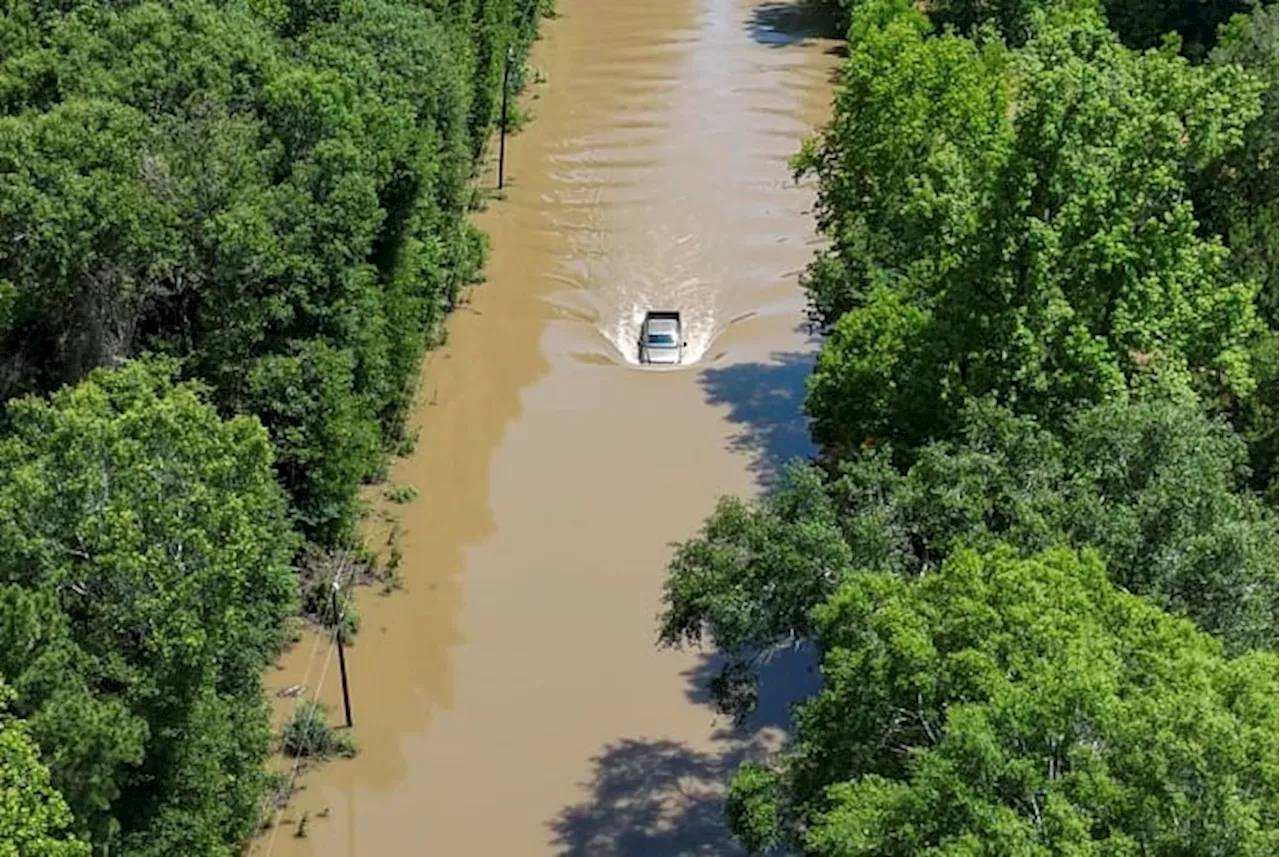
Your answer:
638,311 -> 686,365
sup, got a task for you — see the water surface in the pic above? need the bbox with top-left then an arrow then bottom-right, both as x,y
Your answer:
257,1 -> 839,853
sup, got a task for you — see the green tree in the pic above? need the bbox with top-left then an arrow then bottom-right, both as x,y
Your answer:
827,0 -> 1257,56
0,99 -> 184,399
0,0 -> 549,543
1201,3 -> 1278,315
1198,4 -> 1279,498
799,0 -> 1264,457
661,398 -> 1276,721
725,547 -> 1279,855
1103,0 -> 1252,57
670,3 -> 1279,855
0,359 -> 297,854
0,682 -> 90,857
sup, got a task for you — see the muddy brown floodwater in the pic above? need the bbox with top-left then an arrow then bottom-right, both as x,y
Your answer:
256,0 -> 839,854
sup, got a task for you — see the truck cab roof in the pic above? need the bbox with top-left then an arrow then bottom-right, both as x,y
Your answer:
639,311 -> 683,365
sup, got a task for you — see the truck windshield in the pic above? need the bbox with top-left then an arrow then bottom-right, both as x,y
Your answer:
647,333 -> 676,346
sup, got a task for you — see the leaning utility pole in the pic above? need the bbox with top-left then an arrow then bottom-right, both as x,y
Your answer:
498,45 -> 514,189
332,577 -> 353,729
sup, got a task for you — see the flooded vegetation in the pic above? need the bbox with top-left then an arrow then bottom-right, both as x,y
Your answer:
2,0 -> 1274,852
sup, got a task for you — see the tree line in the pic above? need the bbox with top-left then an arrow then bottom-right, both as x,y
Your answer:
0,0 -> 547,853
660,0 -> 1278,853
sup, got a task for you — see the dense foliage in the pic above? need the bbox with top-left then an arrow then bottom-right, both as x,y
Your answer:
662,397 -> 1276,719
0,0 -> 545,851
1199,2 -> 1280,498
917,0 -> 1255,53
799,0 -> 1264,459
1199,2 -> 1279,310
1,0 -> 546,543
0,360 -> 297,853
0,683 -> 89,857
726,547 -> 1279,856
661,0 -> 1278,853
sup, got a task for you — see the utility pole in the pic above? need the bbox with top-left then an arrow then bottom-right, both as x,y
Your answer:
498,45 -> 514,189
331,578 -> 353,729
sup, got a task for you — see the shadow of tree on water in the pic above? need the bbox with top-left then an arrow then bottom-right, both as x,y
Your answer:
680,645 -> 821,738
746,0 -> 844,47
698,351 -> 817,487
552,343 -> 825,854
548,738 -> 750,857
549,648 -> 820,856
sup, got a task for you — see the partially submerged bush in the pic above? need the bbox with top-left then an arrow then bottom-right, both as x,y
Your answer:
282,703 -> 356,760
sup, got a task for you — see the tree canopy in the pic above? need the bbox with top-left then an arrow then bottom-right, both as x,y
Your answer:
0,683 -> 89,857
1,0 -> 546,543
799,0 -> 1265,458
725,547 -> 1278,856
662,397 -> 1276,721
0,359 -> 297,853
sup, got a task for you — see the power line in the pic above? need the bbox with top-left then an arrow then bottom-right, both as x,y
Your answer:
248,619 -> 325,855
259,556 -> 358,857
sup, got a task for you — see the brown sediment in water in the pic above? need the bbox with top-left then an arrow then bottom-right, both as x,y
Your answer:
253,0 -> 840,854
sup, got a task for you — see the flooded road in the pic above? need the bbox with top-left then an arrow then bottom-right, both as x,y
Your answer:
260,0 -> 839,853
